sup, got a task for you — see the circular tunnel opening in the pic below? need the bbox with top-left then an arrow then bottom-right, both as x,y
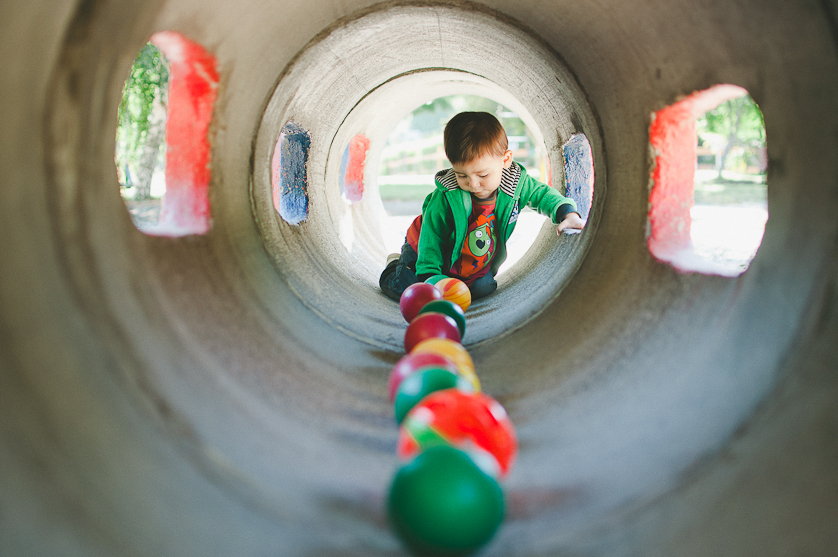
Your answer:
251,5 -> 603,348
17,0 -> 838,555
374,94 -> 553,274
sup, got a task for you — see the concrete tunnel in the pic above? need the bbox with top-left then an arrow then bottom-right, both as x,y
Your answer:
1,0 -> 837,555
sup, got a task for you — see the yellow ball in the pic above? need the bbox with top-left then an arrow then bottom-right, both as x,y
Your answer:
434,277 -> 471,312
411,338 -> 480,392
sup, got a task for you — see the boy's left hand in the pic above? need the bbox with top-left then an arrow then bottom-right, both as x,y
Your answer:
557,212 -> 586,235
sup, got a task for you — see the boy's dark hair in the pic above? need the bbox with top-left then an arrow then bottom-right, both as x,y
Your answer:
444,112 -> 509,165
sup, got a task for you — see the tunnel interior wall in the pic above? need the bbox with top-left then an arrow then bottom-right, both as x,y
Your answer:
1,0 -> 837,555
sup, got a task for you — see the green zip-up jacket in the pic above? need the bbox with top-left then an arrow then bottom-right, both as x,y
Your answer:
415,162 -> 577,278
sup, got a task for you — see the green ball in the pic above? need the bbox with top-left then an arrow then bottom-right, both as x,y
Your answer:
388,446 -> 505,556
424,274 -> 448,286
394,367 -> 472,424
417,300 -> 466,337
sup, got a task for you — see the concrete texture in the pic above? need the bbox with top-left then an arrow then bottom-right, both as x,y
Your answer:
1,0 -> 836,555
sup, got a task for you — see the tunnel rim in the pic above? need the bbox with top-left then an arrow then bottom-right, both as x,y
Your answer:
249,1 -> 606,349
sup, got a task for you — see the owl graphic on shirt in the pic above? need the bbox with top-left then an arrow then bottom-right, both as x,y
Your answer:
460,213 -> 496,276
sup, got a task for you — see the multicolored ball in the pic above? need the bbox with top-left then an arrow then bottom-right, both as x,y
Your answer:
434,277 -> 472,312
397,389 -> 518,478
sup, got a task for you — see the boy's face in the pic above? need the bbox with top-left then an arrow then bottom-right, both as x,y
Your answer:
452,150 -> 514,200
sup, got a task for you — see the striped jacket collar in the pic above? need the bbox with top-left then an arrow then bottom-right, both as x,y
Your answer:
435,162 -> 522,197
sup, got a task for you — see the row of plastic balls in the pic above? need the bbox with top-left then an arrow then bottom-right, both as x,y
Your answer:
386,276 -> 519,555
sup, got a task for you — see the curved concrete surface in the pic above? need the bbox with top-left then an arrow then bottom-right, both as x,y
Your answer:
1,0 -> 837,555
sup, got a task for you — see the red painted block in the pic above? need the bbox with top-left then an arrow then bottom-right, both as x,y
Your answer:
150,31 -> 219,236
343,134 -> 370,203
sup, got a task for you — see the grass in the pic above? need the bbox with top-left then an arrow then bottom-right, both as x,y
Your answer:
693,174 -> 767,206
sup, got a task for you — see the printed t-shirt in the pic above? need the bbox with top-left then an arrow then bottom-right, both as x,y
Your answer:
405,193 -> 497,285
450,193 -> 496,284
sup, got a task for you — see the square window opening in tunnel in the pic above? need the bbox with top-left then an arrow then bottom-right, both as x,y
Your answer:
648,85 -> 768,277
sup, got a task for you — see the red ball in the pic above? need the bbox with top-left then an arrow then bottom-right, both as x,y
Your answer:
397,390 -> 518,478
404,313 -> 461,352
399,283 -> 443,322
389,352 -> 460,403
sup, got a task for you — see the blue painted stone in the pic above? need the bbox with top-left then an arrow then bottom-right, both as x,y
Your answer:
279,122 -> 311,225
562,134 -> 593,220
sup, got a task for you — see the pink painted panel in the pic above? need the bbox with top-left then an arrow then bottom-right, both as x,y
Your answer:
343,134 -> 370,203
149,31 -> 219,236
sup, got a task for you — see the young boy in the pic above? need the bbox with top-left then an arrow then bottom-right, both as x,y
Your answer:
379,111 -> 585,301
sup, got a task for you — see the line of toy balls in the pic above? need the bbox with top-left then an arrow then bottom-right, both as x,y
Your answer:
387,278 -> 518,556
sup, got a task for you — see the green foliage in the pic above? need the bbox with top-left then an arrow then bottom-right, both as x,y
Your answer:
410,97 -> 455,134
697,94 -> 766,175
115,43 -> 169,185
698,95 -> 765,147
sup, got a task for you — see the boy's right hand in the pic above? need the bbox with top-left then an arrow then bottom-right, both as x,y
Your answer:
557,212 -> 586,235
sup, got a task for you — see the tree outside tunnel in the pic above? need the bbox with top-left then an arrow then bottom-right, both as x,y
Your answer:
697,94 -> 766,180
116,42 -> 169,218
